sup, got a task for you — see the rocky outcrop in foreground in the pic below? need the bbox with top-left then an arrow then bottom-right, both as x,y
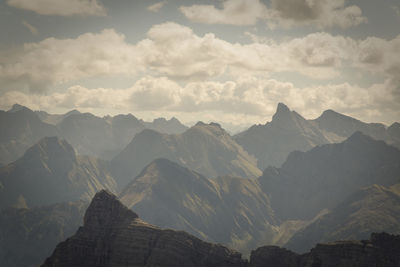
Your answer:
250,233 -> 400,267
42,191 -> 400,267
42,190 -> 245,267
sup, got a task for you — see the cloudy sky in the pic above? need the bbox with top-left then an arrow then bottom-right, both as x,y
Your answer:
0,0 -> 399,128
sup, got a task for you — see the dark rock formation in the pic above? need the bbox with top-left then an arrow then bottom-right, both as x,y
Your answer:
42,191 -> 400,267
250,233 -> 400,267
42,190 -> 246,267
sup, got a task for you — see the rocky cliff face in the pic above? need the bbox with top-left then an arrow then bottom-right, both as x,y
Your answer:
250,233 -> 400,267
42,191 -> 400,267
42,190 -> 246,267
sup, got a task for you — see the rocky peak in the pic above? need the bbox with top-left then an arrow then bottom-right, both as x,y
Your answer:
271,102 -> 292,122
7,103 -> 31,113
84,190 -> 138,228
192,121 -> 226,136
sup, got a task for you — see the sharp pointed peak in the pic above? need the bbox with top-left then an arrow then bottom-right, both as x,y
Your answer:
277,102 -> 290,112
84,190 -> 138,228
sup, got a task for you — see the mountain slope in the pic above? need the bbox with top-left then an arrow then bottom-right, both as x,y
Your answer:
56,111 -> 187,159
112,122 -> 261,188
0,201 -> 86,267
235,103 -> 330,169
235,103 -> 400,170
42,191 -> 400,267
285,183 -> 400,253
119,158 -> 276,253
0,137 -> 117,209
42,190 -> 246,267
0,105 -> 59,165
258,132 -> 400,221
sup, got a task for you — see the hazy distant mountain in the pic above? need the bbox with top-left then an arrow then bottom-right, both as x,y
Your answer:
285,183 -> 400,253
0,104 -> 59,165
0,201 -> 86,267
35,109 -> 81,125
235,103 -> 331,169
120,158 -> 276,253
145,117 -> 188,134
235,103 -> 400,170
56,113 -> 188,159
112,122 -> 261,188
42,190 -> 246,267
259,132 -> 400,221
0,137 -> 117,209
0,104 -> 188,163
57,112 -> 125,159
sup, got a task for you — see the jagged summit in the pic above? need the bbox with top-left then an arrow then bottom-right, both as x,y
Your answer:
84,190 -> 138,228
271,102 -> 292,121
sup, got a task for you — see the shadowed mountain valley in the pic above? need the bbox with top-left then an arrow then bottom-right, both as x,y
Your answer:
112,122 -> 261,189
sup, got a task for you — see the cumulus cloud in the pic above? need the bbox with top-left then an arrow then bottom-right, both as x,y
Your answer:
1,75 -> 398,125
7,0 -> 106,16
1,23 -> 356,92
180,0 -> 366,29
0,29 -> 141,92
1,22 -> 398,101
147,1 -> 167,13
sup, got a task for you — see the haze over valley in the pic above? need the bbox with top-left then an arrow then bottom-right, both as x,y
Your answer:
1,0 -> 400,266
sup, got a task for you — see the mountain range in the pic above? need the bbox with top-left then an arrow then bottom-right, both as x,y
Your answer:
259,131 -> 400,221
0,136 -> 117,209
42,190 -> 400,267
0,104 -> 188,165
119,158 -> 276,253
235,103 -> 400,170
111,122 -> 261,188
1,102 -> 400,266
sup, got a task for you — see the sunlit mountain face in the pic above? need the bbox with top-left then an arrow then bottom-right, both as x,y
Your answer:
1,1 -> 400,267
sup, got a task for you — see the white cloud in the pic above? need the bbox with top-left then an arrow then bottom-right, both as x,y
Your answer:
2,22 -> 395,93
7,0 -> 106,16
1,75 -> 398,125
147,1 -> 167,13
0,29 -> 142,92
21,20 -> 38,35
180,0 -> 366,29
